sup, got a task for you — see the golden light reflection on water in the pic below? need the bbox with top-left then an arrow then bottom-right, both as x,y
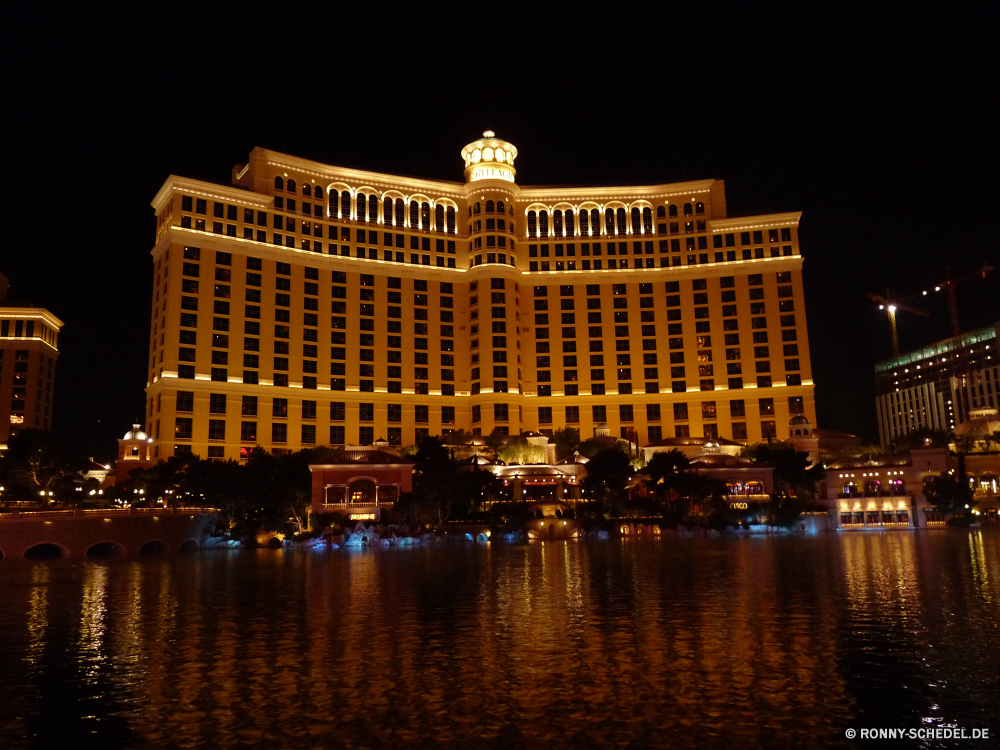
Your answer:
79,563 -> 107,684
2,532 -> 1000,749
26,565 -> 49,669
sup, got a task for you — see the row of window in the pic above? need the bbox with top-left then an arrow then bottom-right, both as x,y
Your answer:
328,193 -> 458,234
169,393 -> 800,425
170,419 -> 783,450
0,319 -> 58,346
525,203 -> 720,238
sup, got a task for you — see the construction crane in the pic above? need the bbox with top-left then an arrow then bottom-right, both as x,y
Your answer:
918,261 -> 994,338
866,290 -> 929,357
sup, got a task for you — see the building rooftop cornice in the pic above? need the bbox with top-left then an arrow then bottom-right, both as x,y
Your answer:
151,176 -> 273,212
0,307 -> 64,328
709,212 -> 802,230
515,179 -> 718,202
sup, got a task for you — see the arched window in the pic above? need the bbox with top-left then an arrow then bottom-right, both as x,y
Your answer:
656,205 -> 666,218
474,202 -> 481,215
497,200 -> 505,213
410,201 -> 419,227
668,204 -> 678,218
527,211 -> 537,238
579,210 -> 590,236
605,208 -> 615,235
369,194 -> 379,222
695,201 -> 705,214
683,202 -> 693,216
314,186 -> 323,200
553,210 -> 563,237
447,206 -> 456,233
303,184 -> 312,197
642,207 -> 653,233
357,193 -> 367,221
486,200 -> 495,213
395,198 -> 404,226
539,210 -> 549,238
274,176 -> 284,190
631,207 -> 641,234
384,197 -> 394,226
340,192 -> 351,220
591,209 -> 601,235
420,202 -> 431,229
435,204 -> 445,232
287,179 -> 297,192
616,208 -> 627,235
329,190 -> 338,218
565,209 -> 575,237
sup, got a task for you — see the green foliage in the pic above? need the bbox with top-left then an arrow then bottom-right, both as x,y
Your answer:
401,437 -> 503,530
888,428 -> 951,452
577,436 -> 631,459
498,436 -> 545,465
581,448 -> 633,515
641,450 -> 690,491
741,441 -> 818,495
483,429 -> 507,461
552,427 -> 580,461
0,429 -> 97,505
124,445 -> 340,533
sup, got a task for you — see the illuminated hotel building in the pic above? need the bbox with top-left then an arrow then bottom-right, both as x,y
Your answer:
875,321 -> 999,446
144,133 -> 815,460
0,274 -> 63,449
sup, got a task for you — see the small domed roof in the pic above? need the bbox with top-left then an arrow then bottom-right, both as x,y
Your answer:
789,415 -> 811,426
123,423 -> 147,440
954,408 -> 1000,438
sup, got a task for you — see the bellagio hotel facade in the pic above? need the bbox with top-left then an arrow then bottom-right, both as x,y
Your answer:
144,132 -> 815,460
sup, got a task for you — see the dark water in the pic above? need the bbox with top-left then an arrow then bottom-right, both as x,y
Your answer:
1,531 -> 999,749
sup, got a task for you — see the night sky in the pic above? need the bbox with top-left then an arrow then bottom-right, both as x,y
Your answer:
4,5 -> 997,460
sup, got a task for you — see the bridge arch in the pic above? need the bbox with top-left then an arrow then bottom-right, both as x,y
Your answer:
178,538 -> 200,553
138,540 -> 169,556
86,541 -> 126,558
24,542 -> 70,560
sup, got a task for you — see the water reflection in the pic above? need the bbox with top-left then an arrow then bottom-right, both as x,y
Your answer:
0,532 -> 998,748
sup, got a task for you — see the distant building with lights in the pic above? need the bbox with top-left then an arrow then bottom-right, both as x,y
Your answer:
142,132 -> 816,461
875,321 -> 999,446
115,423 -> 155,483
0,273 -> 63,449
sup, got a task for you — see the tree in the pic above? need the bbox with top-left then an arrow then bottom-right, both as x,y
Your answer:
741,441 -> 818,497
408,436 -> 463,530
642,449 -> 690,487
639,449 -> 691,515
577,436 -> 631,459
0,429 -> 94,505
924,474 -> 970,515
889,428 -> 951,452
499,436 -> 544,465
552,427 -> 580,461
581,448 -> 633,515
483,429 -> 507,462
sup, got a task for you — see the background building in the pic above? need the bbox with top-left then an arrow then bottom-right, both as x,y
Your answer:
143,133 -> 816,460
875,321 -> 999,446
0,273 -> 63,449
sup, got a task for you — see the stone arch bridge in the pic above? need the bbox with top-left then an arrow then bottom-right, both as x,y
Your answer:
0,507 -> 218,559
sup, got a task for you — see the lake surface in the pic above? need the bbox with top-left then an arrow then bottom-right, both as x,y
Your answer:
1,531 -> 999,749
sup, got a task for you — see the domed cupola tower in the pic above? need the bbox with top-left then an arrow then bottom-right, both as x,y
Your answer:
460,132 -> 522,437
461,131 -> 520,270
